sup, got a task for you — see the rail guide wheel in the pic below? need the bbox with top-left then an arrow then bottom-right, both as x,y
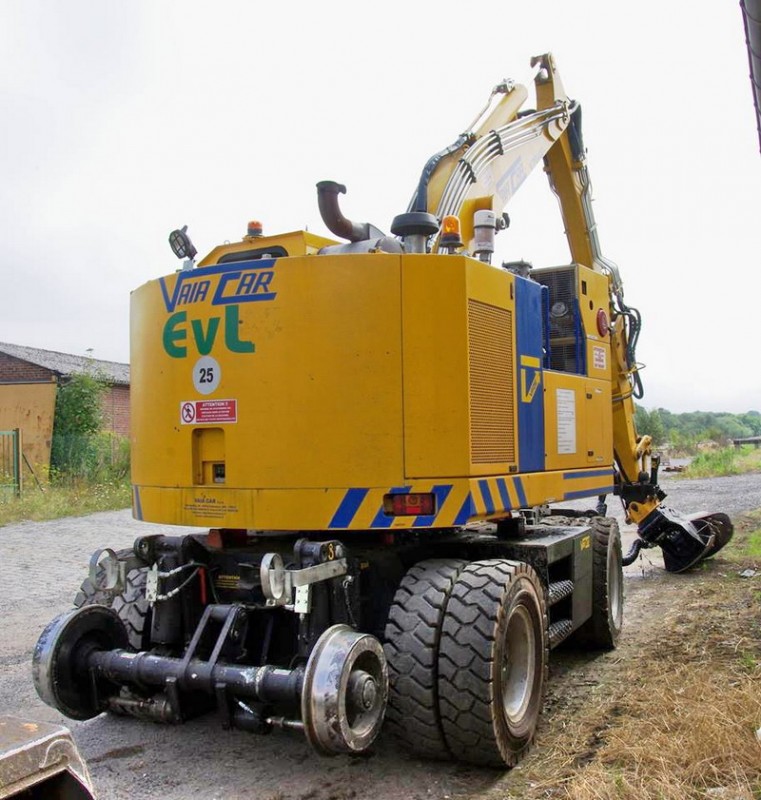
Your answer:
32,605 -> 128,720
302,624 -> 388,756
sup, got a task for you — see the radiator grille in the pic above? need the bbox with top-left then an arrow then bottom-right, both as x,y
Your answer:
533,266 -> 584,374
468,299 -> 515,464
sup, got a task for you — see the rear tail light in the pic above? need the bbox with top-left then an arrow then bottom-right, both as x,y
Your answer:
383,493 -> 435,516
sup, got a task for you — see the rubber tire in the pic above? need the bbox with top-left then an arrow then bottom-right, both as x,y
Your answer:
73,551 -> 151,651
438,560 -> 548,768
383,559 -> 467,759
573,517 -> 623,650
73,548 -> 133,607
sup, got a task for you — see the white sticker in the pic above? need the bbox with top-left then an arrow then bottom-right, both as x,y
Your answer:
593,346 -> 607,371
193,356 -> 221,395
556,388 -> 577,454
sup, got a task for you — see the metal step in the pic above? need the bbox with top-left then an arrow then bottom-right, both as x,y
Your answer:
547,579 -> 574,605
549,618 -> 573,647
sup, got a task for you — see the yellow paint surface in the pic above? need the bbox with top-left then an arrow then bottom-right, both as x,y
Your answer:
0,382 -> 57,476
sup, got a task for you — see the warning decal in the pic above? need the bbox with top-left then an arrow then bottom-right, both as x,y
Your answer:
180,399 -> 237,425
556,388 -> 576,454
593,346 -> 607,371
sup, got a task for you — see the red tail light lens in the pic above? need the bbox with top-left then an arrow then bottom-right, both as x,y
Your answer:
383,493 -> 435,516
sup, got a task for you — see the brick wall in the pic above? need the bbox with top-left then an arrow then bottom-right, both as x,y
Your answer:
0,353 -> 54,384
0,353 -> 131,440
102,384 -> 131,437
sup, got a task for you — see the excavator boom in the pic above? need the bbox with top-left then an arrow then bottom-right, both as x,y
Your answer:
413,53 -> 733,572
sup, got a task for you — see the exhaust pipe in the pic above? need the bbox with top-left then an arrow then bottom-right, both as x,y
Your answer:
316,181 -> 385,242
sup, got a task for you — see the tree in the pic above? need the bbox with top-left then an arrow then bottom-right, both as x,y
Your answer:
50,373 -> 107,479
635,406 -> 665,446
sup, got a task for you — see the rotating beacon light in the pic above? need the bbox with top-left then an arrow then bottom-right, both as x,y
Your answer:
440,215 -> 463,253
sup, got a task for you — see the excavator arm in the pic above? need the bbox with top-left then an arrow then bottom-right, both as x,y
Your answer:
414,53 -> 733,572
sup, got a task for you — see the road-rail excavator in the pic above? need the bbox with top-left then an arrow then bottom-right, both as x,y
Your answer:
33,54 -> 733,768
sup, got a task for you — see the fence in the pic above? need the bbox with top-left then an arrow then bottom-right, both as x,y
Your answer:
0,429 -> 21,498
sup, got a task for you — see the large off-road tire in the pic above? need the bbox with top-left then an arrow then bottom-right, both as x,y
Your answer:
573,516 -> 623,650
383,558 -> 467,759
73,548 -> 133,607
438,560 -> 548,768
73,551 -> 151,651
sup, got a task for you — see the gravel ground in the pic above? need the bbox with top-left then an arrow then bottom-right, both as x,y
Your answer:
1,472 -> 759,800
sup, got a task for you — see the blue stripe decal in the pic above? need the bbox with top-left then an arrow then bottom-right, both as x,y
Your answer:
454,493 -> 474,526
496,478 -> 512,511
329,488 -> 369,528
515,277 -> 545,473
370,486 -> 410,529
133,487 -> 143,521
514,477 -> 528,508
564,485 -> 615,501
478,480 -> 495,515
413,484 -> 453,527
563,469 -> 615,480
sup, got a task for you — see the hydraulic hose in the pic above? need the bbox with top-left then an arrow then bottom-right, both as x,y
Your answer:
410,134 -> 471,213
621,538 -> 646,566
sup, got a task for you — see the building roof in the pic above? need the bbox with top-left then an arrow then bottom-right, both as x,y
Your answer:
0,342 -> 130,385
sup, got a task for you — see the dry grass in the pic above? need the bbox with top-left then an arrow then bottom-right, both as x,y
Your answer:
0,480 -> 131,527
543,664 -> 760,799
498,522 -> 761,800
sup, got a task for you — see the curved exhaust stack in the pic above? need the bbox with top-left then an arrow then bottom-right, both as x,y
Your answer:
316,181 -> 384,242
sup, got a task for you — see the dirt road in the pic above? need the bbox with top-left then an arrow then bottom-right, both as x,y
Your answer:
1,472 -> 759,800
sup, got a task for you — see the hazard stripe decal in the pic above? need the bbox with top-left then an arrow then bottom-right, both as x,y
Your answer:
563,469 -> 615,480
413,484 -> 453,527
496,478 -> 512,511
454,493 -> 474,526
478,480 -> 495,515
514,477 -> 528,508
329,488 -> 369,528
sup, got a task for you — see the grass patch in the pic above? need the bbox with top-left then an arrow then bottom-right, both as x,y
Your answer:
0,481 -> 131,527
499,518 -> 761,800
686,446 -> 761,478
724,510 -> 761,560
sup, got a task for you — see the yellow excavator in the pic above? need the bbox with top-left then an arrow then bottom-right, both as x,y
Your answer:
32,54 -> 732,768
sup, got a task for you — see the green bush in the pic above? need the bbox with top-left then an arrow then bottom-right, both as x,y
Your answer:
686,445 -> 760,478
50,373 -> 130,482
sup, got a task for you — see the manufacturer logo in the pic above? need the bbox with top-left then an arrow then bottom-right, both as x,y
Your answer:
160,260 -> 277,313
520,355 -> 542,403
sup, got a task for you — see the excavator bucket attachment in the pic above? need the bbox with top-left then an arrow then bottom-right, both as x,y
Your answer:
627,507 -> 735,574
686,512 -> 734,560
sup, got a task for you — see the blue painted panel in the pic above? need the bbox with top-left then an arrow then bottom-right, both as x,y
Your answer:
515,277 -> 545,473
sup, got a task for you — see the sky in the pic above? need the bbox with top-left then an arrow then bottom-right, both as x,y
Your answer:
1,1 -> 759,413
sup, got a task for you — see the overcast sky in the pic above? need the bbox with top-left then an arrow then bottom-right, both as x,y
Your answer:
1,1 -> 759,413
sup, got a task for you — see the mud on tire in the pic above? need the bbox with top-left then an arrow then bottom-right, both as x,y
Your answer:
383,558 -> 467,759
438,559 -> 548,768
